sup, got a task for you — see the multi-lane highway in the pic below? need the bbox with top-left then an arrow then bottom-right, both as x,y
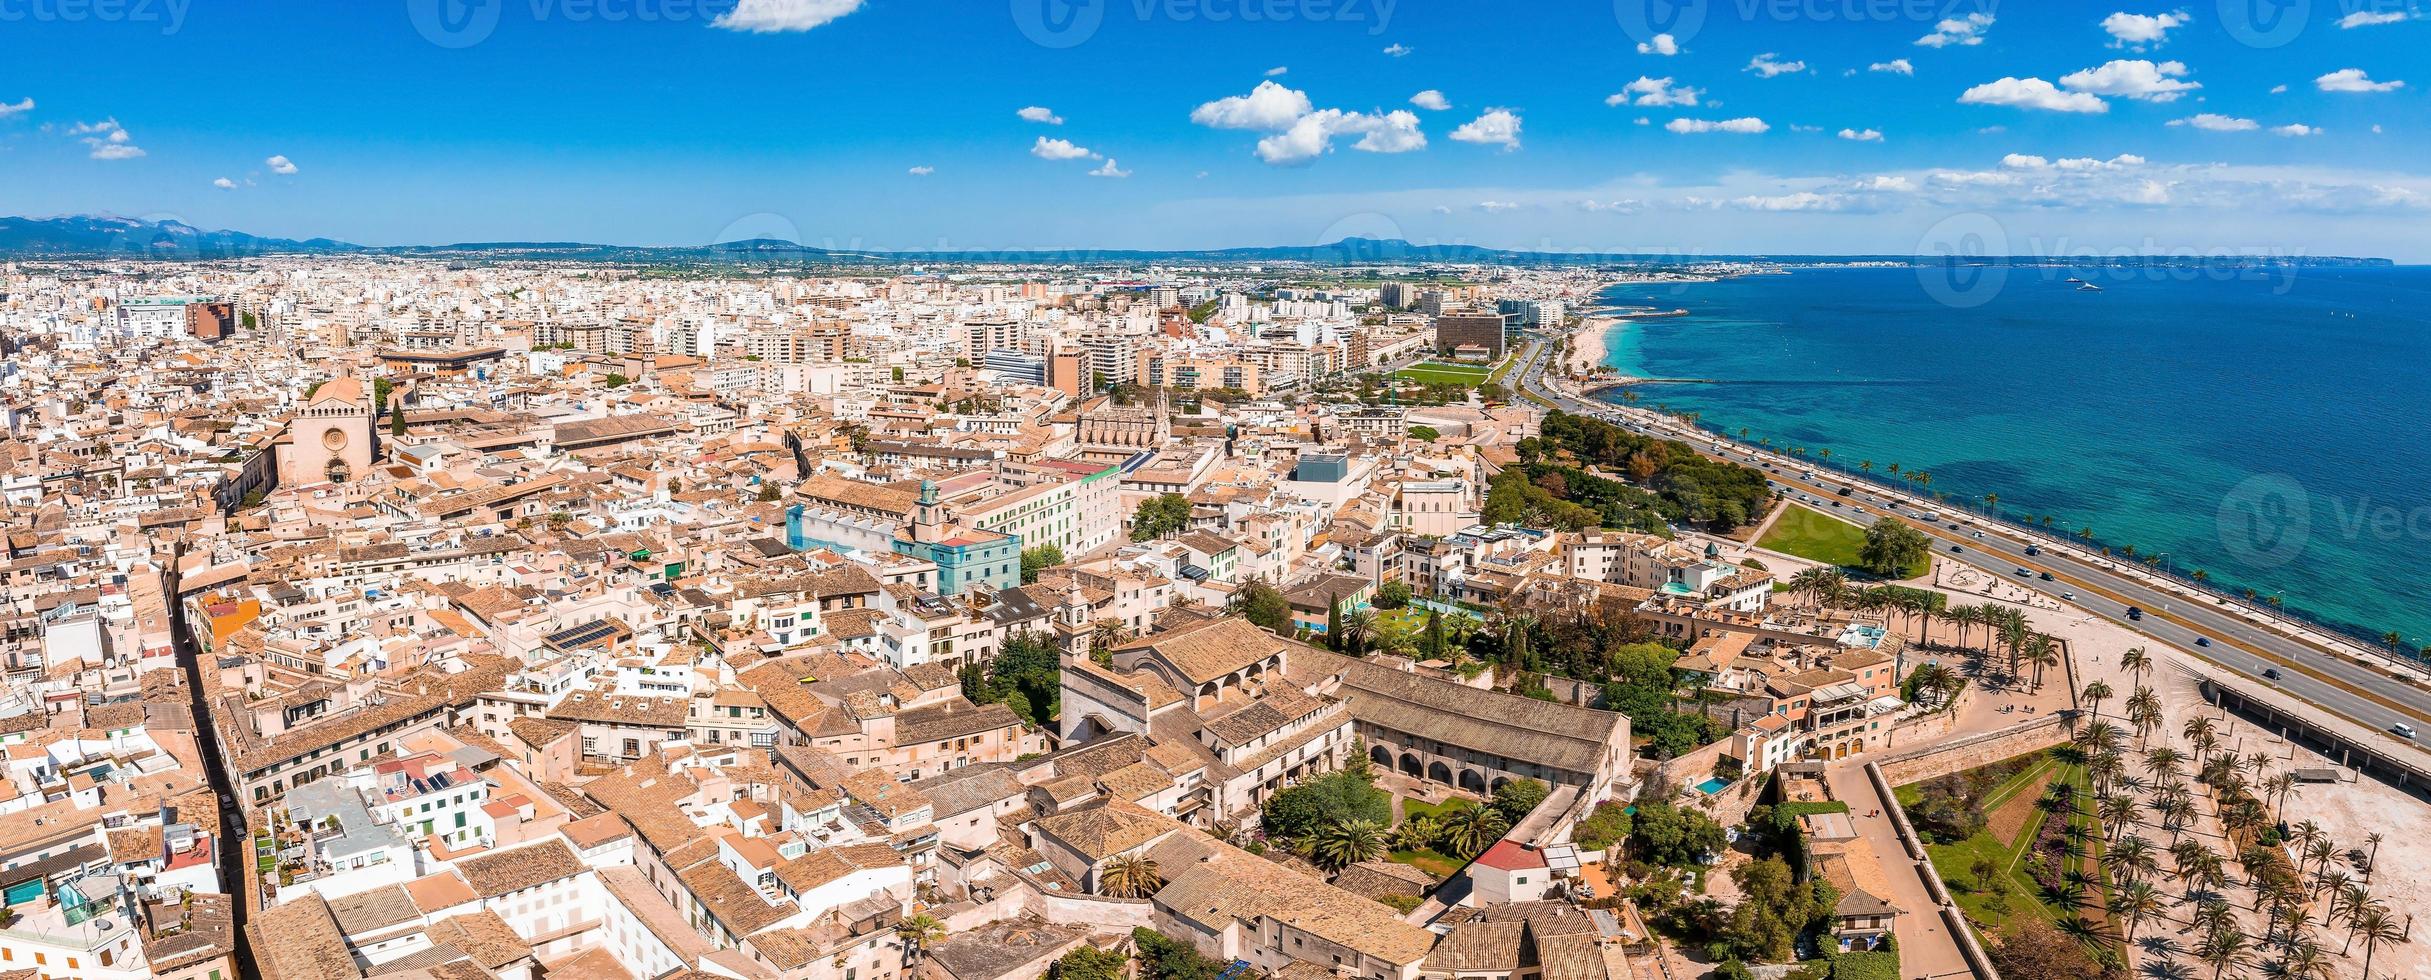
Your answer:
1508,335 -> 2431,739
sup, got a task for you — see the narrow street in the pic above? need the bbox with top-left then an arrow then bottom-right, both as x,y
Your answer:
169,573 -> 252,966
1824,764 -> 1974,980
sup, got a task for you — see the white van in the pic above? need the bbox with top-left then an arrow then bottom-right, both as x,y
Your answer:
2393,723 -> 2417,740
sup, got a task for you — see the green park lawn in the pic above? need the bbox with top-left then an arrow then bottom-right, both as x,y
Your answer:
1757,505 -> 1927,578
1903,751 -> 2105,943
1387,847 -> 1467,878
1393,361 -> 1493,387
1398,796 -> 1474,823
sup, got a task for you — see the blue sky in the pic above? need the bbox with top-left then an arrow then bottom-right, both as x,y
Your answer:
3,0 -> 2427,256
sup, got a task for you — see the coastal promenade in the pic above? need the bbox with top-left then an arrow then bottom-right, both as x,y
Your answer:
1513,331 -> 2431,744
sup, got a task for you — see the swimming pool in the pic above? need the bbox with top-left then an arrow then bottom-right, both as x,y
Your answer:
1694,776 -> 1731,795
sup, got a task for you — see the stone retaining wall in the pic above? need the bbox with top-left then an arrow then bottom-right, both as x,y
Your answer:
1874,715 -> 2072,787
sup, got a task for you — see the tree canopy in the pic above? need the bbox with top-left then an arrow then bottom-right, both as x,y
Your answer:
1130,493 -> 1193,540
1020,544 -> 1065,584
1859,519 -> 1932,578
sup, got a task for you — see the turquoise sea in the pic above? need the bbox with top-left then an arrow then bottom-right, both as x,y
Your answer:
1595,264 -> 2431,648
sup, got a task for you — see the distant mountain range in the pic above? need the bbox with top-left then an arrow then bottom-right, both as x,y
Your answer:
0,214 -> 2394,268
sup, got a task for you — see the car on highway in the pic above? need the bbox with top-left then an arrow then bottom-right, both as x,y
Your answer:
2195,637 -> 2212,647
2060,591 -> 2075,600
2025,545 -> 2041,556
2262,667 -> 2282,680
2393,722 -> 2418,740
2039,571 -> 2054,581
1950,544 -> 1964,553
2014,567 -> 2031,576
1837,486 -> 1854,496
2126,607 -> 2144,620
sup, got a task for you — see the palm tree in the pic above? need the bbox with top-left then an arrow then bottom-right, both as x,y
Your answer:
2110,880 -> 2167,943
1389,815 -> 1438,853
1439,805 -> 1510,859
2352,906 -> 2407,980
2099,794 -> 2142,841
1096,855 -> 1164,898
2265,770 -> 2299,824
2121,645 -> 2152,681
2364,832 -> 2384,881
1338,608 -> 1377,656
896,913 -> 947,964
2274,941 -> 2334,980
2111,834 -> 2160,886
2023,634 -> 2061,692
1311,818 -> 1388,871
2082,678 -> 2115,717
2199,925 -> 2255,980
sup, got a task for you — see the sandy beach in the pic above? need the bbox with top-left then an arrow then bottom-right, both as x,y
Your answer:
1564,316 -> 1618,376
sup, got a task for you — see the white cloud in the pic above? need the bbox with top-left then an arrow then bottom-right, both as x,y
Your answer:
1667,117 -> 1770,134
1382,43 -> 1412,57
1731,191 -> 1851,211
2273,123 -> 2322,137
71,118 -> 144,160
1017,106 -> 1064,125
1916,13 -> 1994,47
1861,175 -> 1915,191
1031,137 -> 1097,161
2317,68 -> 2405,93
2102,10 -> 2190,48
1195,83 -> 1430,164
212,177 -> 236,190
265,154 -> 298,175
1577,199 -> 1644,213
2373,124 -> 2386,134
1790,124 -> 1824,133
1350,110 -> 1427,153
2003,152 -> 2146,171
1746,53 -> 1807,78
2339,10 -> 2411,27
1410,90 -> 1451,111
1959,77 -> 2109,113
1636,33 -> 1680,55
1869,59 -> 1914,76
2060,60 -> 2200,102
2125,179 -> 2173,205
1449,108 -> 1522,149
2170,113 -> 2258,131
1254,109 -> 1426,164
712,0 -> 865,33
1089,158 -> 1131,178
1839,128 -> 1884,142
907,165 -> 934,176
1265,66 -> 1289,76
0,97 -> 31,117
1190,81 -> 1314,131
2270,84 -> 2289,94
1475,200 -> 1521,212
1608,76 -> 1701,107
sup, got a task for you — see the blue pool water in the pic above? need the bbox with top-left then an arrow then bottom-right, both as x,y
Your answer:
1695,777 -> 1731,795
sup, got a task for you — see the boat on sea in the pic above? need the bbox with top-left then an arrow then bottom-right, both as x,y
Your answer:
2064,277 -> 2085,284
2077,283 -> 2103,292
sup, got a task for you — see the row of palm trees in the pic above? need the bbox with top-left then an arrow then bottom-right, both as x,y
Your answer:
1784,568 -> 2072,691
2061,686 -> 2410,979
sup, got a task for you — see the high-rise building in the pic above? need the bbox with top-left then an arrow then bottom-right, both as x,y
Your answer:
1433,309 -> 1515,359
